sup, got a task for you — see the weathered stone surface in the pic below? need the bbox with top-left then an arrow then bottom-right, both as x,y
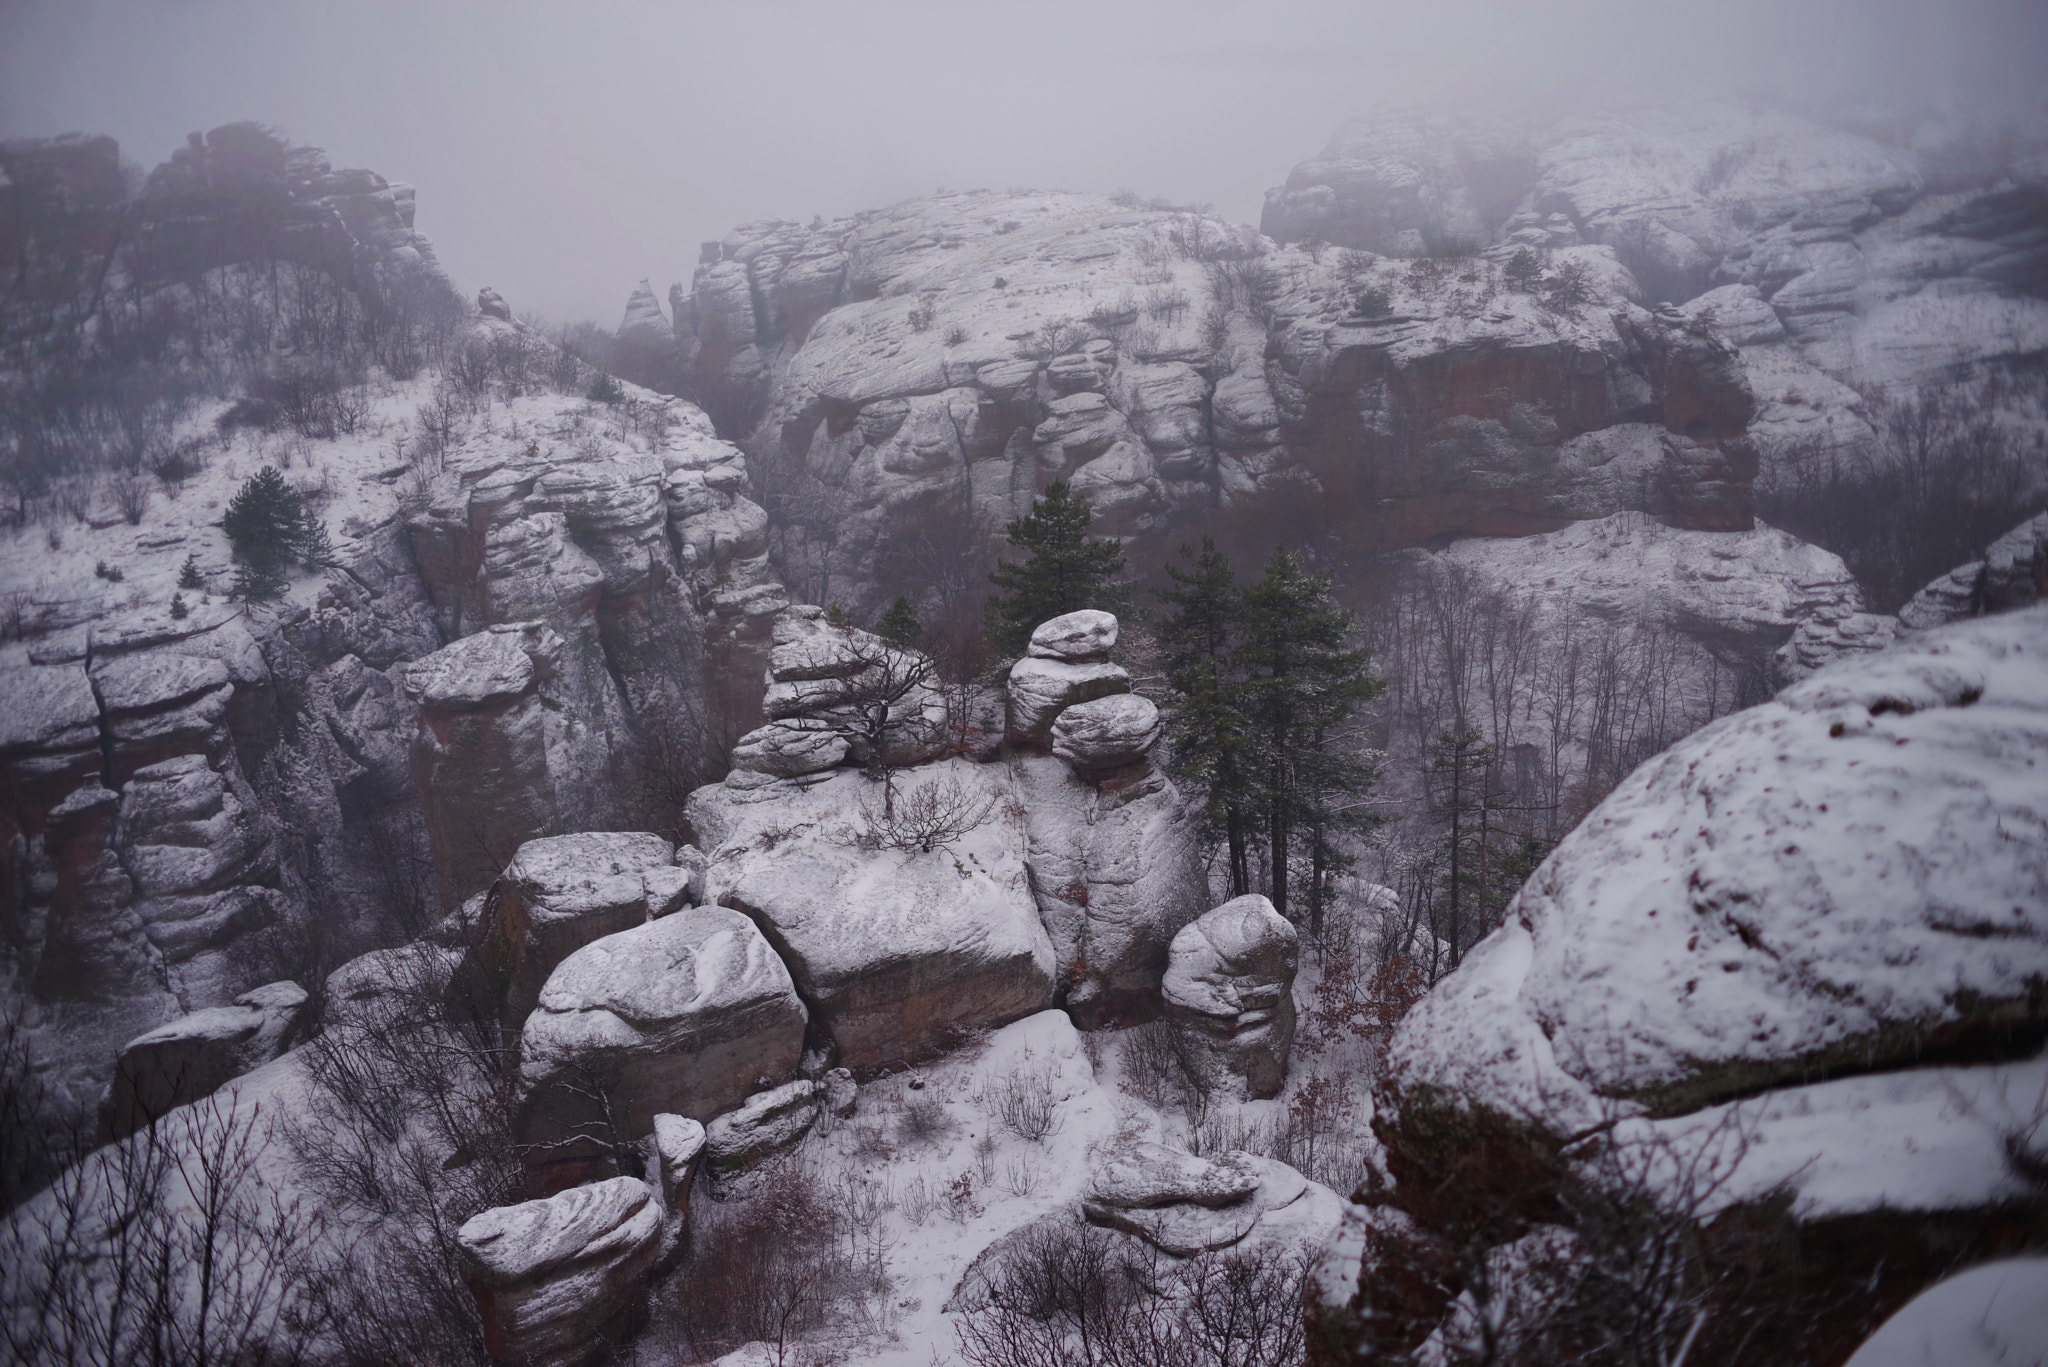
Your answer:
648,1114 -> 706,1212
1014,754 -> 1207,1025
1028,610 -> 1118,662
323,943 -> 462,1030
727,720 -> 849,778
1163,895 -> 1299,1101
481,832 -> 682,1033
456,1176 -> 663,1367
1050,692 -> 1160,772
1898,511 -> 2048,631
689,763 -> 1056,1066
517,905 -> 807,1188
1316,607 -> 2048,1366
103,980 -> 311,1139
1005,657 -> 1130,747
1082,1142 -> 1338,1256
701,1080 -> 822,1198
405,623 -> 563,911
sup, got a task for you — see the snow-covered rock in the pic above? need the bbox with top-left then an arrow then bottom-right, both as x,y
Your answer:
1081,1141 -> 1339,1256
726,719 -> 850,779
516,904 -> 806,1189
101,980 -> 311,1139
1028,609 -> 1119,662
689,763 -> 1057,1066
478,832 -> 690,1033
701,1079 -> 823,1198
1897,510 -> 2047,631
1005,657 -> 1130,747
1316,605 -> 2048,1364
1844,1258 -> 2048,1367
1162,895 -> 1299,1101
647,1114 -> 706,1212
1050,692 -> 1161,772
456,1176 -> 664,1367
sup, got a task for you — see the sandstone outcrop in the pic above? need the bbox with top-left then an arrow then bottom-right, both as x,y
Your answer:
1311,606 -> 2048,1365
689,763 -> 1057,1067
1005,657 -> 1131,748
517,904 -> 806,1190
1162,895 -> 1299,1101
1082,1141 -> 1342,1256
1050,693 -> 1161,773
1898,511 -> 2048,631
456,1176 -> 663,1367
647,1114 -> 706,1212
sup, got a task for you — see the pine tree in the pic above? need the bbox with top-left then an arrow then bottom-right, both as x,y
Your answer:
1155,537 -> 1256,897
875,596 -> 923,650
986,481 -> 1128,653
1234,549 -> 1384,929
222,465 -> 327,600
1503,247 -> 1542,292
177,555 -> 205,590
169,593 -> 188,620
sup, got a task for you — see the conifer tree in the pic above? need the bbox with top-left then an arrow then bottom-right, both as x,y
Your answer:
222,465 -> 329,601
177,555 -> 205,590
985,481 -> 1127,653
1235,549 -> 1384,928
875,595 -> 923,650
1156,537 -> 1256,897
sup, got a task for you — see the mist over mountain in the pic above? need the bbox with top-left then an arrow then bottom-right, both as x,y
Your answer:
3,5 -> 2047,1366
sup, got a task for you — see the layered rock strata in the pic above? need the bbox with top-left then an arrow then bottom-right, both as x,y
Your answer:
1162,895 -> 1299,1101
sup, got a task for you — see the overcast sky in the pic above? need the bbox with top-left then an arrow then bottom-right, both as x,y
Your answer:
4,0 -> 2045,326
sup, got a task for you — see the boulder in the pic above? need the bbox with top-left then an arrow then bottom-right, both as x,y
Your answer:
690,763 -> 1057,1067
1005,657 -> 1130,747
323,943 -> 462,1031
103,981 -> 312,1139
647,1114 -> 706,1212
1082,1142 -> 1337,1256
727,720 -> 848,779
481,832 -> 685,1035
1050,693 -> 1161,772
516,905 -> 807,1189
1163,895 -> 1300,1101
701,1080 -> 822,1198
456,1176 -> 663,1367
1028,610 -> 1119,662
1316,606 -> 2048,1364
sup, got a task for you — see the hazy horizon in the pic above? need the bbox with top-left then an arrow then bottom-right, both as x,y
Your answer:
5,0 -> 2045,327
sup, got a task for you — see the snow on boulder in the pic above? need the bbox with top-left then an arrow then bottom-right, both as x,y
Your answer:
480,832 -> 690,1035
648,1114 -> 706,1212
1082,1141 -> 1340,1256
688,762 -> 1056,1067
1162,894 -> 1299,1101
456,1176 -> 663,1367
701,1079 -> 823,1198
726,719 -> 849,780
1005,657 -> 1130,747
1897,510 -> 2047,632
102,980 -> 312,1140
1051,692 -> 1161,772
1028,609 -> 1119,661
1843,1258 -> 2048,1367
516,905 -> 807,1190
1382,605 -> 2048,1138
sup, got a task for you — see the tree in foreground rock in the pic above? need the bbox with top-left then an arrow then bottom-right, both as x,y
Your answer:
1156,537 -> 1257,898
986,481 -> 1129,655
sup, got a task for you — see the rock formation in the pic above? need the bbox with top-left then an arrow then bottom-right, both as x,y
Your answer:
1309,605 -> 2048,1364
1162,895 -> 1299,1101
516,903 -> 807,1191
1082,1141 -> 1343,1256
700,1079 -> 825,1198
101,980 -> 311,1139
456,1176 -> 664,1367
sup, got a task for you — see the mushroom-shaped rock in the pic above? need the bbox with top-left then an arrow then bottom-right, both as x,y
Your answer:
701,1080 -> 823,1198
103,980 -> 313,1139
456,1176 -> 663,1367
482,832 -> 685,1034
1028,610 -> 1119,662
1005,657 -> 1130,746
1051,693 -> 1161,772
1163,895 -> 1300,1101
727,720 -> 849,779
1082,1142 -> 1333,1256
516,905 -> 807,1190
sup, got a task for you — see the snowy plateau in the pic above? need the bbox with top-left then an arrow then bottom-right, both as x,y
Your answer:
1,98 -> 2046,1367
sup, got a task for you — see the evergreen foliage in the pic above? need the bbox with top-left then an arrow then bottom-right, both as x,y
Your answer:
1156,542 -> 1384,930
1503,247 -> 1542,291
222,465 -> 328,601
586,372 -> 625,404
986,481 -> 1128,654
875,595 -> 923,650
177,554 -> 205,590
169,593 -> 188,620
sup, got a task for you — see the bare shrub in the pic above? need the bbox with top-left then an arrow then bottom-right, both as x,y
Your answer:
953,1218 -> 1310,1367
897,1091 -> 955,1145
987,1066 -> 1065,1143
110,471 -> 150,525
856,770 -> 997,854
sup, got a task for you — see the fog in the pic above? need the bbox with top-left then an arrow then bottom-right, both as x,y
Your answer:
4,0 -> 2044,326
